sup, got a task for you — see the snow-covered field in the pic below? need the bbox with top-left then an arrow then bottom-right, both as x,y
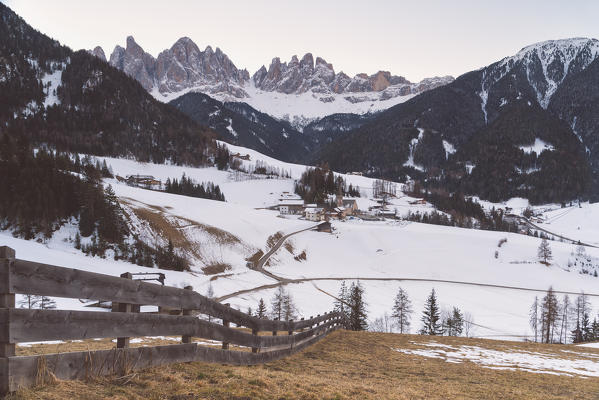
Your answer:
4,143 -> 599,343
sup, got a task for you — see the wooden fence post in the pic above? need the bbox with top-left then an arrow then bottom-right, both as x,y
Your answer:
251,328 -> 259,353
288,320 -> 293,336
182,286 -> 193,344
272,318 -> 278,336
221,303 -> 230,349
115,272 -> 132,348
300,317 -> 304,332
309,316 -> 313,330
0,246 -> 15,395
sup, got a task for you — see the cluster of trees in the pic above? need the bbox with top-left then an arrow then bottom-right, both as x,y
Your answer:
294,165 -> 360,204
568,245 -> 599,277
237,160 -> 292,178
0,135 -> 189,270
529,288 -> 599,344
0,136 -> 127,245
346,284 -> 474,337
372,179 -> 397,198
334,281 -> 368,331
248,286 -> 298,321
404,187 -> 520,232
417,289 -> 471,337
164,174 -> 225,202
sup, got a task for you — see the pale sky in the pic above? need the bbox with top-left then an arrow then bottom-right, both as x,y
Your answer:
4,0 -> 599,81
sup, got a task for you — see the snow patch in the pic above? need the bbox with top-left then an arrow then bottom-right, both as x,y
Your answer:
519,138 -> 555,155
395,342 -> 599,377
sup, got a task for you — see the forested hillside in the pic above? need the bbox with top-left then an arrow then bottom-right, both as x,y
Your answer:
0,3 -> 217,166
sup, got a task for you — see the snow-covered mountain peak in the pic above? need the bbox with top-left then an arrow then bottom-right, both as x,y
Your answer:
481,37 -> 599,111
103,36 -> 453,128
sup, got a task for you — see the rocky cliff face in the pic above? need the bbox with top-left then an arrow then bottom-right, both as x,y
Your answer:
97,36 -> 453,127
252,53 -> 452,99
105,36 -> 249,96
88,46 -> 106,61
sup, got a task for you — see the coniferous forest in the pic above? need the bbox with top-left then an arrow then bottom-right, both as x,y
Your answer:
164,174 -> 225,201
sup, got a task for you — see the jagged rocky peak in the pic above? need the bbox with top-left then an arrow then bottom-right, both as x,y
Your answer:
251,52 -> 451,96
108,36 -> 155,91
88,46 -> 106,62
107,35 -> 249,97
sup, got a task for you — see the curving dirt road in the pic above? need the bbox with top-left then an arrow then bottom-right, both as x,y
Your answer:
216,222 -> 599,302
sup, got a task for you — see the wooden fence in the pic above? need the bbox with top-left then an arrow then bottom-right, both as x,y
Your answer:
0,246 -> 343,393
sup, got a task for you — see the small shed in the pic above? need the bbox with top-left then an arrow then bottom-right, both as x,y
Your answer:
316,221 -> 332,233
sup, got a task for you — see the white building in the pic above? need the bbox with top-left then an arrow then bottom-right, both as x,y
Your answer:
278,198 -> 304,215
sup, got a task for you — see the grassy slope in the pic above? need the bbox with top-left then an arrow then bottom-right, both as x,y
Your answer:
10,331 -> 599,400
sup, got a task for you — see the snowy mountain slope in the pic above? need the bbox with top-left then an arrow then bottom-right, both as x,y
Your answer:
168,92 -> 316,163
98,36 -> 453,128
480,38 -> 599,122
319,38 -> 599,204
5,143 -> 599,342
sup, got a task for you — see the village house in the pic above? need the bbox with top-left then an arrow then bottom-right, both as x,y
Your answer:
305,206 -> 324,222
278,198 -> 305,215
125,174 -> 161,188
334,193 -> 359,216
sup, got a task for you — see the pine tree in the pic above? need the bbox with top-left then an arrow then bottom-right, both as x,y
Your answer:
257,298 -> 267,319
530,296 -> 539,343
541,286 -> 559,343
283,291 -> 298,321
559,295 -> 571,344
538,239 -> 553,265
206,283 -> 214,299
270,286 -> 286,320
348,281 -> 368,331
571,293 -> 590,343
582,312 -> 592,342
74,232 -> 81,250
391,287 -> 413,334
334,281 -> 350,327
444,307 -> 464,337
420,289 -> 442,335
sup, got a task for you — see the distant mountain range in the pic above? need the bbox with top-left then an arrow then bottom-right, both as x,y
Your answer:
3,0 -> 599,205
92,36 -> 453,128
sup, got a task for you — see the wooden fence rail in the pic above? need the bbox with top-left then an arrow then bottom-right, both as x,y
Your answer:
0,246 -> 343,393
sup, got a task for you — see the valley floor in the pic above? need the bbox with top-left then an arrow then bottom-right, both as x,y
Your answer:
9,331 -> 599,400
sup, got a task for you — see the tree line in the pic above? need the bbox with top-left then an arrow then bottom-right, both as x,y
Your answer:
0,135 -> 189,271
164,174 -> 225,202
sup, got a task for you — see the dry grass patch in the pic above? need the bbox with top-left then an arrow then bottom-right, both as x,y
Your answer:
266,231 -> 284,249
246,250 -> 264,266
131,207 -> 192,253
10,331 -> 599,400
202,262 -> 232,275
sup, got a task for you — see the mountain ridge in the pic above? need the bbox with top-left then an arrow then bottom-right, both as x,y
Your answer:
96,36 -> 453,127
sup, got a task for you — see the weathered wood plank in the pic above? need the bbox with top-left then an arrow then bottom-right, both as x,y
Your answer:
10,259 -> 340,331
2,309 -> 340,349
7,325 -> 340,392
